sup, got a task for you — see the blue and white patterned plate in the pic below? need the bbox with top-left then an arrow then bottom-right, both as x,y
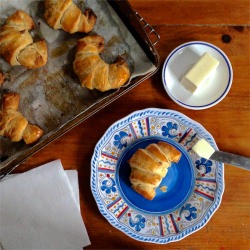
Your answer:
91,108 -> 224,244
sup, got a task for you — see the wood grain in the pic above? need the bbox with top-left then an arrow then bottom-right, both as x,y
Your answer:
7,0 -> 250,249
130,0 -> 250,25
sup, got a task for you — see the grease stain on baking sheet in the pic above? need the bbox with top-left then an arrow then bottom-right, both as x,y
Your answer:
44,70 -> 83,115
19,70 -> 40,89
51,40 -> 76,58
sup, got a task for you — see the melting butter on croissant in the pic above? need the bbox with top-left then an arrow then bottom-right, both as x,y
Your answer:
0,10 -> 47,68
0,93 -> 44,144
73,35 -> 131,92
128,142 -> 181,200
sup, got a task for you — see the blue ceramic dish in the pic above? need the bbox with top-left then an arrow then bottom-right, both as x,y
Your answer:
116,136 -> 195,215
91,108 -> 224,243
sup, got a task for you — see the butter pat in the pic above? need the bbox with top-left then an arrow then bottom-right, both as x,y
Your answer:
192,139 -> 215,159
181,52 -> 219,93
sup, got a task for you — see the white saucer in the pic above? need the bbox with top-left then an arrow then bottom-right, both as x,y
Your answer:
162,41 -> 233,110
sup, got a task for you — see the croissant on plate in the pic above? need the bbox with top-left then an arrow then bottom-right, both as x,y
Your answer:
0,93 -> 44,144
44,0 -> 97,34
0,10 -> 47,68
128,142 -> 182,200
73,35 -> 131,92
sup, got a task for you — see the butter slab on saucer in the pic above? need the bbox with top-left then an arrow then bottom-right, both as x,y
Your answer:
181,52 -> 219,94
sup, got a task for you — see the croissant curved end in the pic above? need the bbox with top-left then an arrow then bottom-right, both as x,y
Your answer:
44,0 -> 97,34
73,35 -> 131,92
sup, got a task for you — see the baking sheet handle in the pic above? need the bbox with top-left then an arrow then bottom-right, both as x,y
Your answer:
134,11 -> 160,46
108,0 -> 160,65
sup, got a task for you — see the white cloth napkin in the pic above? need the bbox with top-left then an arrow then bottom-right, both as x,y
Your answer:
0,160 -> 90,249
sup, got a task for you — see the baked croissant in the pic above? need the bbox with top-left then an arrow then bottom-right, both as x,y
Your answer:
73,35 -> 130,92
44,0 -> 97,33
0,10 -> 48,68
0,93 -> 44,144
128,142 -> 182,200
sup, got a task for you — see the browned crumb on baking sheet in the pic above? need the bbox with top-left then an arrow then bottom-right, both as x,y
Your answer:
0,71 -> 5,85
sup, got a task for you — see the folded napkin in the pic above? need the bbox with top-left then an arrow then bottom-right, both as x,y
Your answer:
0,160 -> 90,249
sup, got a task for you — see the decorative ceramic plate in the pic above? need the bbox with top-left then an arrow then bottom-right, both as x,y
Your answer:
162,41 -> 233,110
91,108 -> 224,244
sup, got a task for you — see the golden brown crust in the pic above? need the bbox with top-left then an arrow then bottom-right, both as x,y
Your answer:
146,143 -> 170,164
0,109 -> 28,142
5,10 -> 35,31
0,93 -> 28,142
18,40 -> 48,69
0,93 -> 44,144
44,0 -> 97,33
2,92 -> 20,110
44,0 -> 72,30
131,184 -> 156,201
0,29 -> 33,65
23,124 -> 44,144
128,149 -> 166,178
73,35 -> 130,92
0,10 -> 47,68
128,142 -> 181,200
157,141 -> 182,163
130,168 -> 163,188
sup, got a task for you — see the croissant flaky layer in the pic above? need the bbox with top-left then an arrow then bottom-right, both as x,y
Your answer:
44,0 -> 97,33
0,93 -> 44,144
73,35 -> 131,92
128,142 -> 182,200
0,10 -> 48,68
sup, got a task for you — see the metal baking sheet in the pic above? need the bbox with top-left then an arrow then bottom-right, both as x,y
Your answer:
0,0 -> 160,177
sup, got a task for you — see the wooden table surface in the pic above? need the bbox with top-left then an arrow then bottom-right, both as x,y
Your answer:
13,0 -> 250,249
